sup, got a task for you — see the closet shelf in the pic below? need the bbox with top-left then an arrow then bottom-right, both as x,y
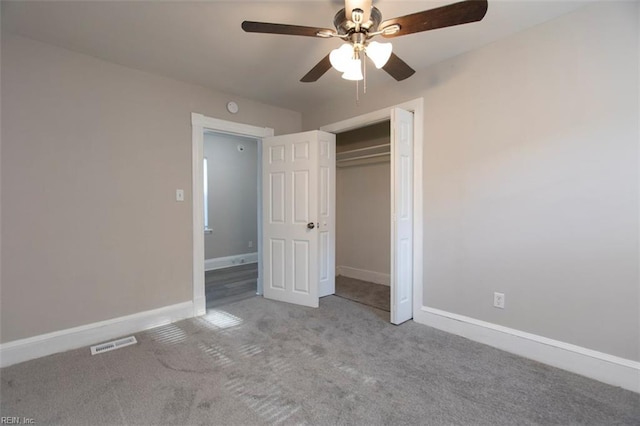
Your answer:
336,143 -> 390,165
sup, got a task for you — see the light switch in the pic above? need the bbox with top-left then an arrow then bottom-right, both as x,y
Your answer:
176,189 -> 184,202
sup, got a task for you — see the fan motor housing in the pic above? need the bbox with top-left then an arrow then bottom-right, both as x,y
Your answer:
333,7 -> 382,35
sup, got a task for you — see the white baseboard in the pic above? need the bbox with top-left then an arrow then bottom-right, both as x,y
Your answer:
414,306 -> 640,393
337,265 -> 390,286
0,301 -> 194,368
205,252 -> 258,271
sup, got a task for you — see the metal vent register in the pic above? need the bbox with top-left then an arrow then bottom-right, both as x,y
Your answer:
90,336 -> 137,355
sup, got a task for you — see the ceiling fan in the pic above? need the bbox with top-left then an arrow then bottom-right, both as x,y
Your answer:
242,0 -> 488,83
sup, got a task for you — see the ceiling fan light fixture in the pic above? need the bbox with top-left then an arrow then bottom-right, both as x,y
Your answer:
366,41 -> 393,69
329,44 -> 353,72
341,59 -> 363,81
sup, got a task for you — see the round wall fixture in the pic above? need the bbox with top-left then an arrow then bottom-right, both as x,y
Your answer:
226,101 -> 239,114
237,144 -> 245,152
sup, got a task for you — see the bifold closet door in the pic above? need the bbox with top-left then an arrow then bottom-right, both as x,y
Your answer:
390,108 -> 414,325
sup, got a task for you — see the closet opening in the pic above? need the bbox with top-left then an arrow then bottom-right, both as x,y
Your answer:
334,121 -> 392,316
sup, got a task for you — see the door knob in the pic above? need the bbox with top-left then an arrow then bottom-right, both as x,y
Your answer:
307,222 -> 315,229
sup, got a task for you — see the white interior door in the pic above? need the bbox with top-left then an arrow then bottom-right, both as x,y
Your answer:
262,130 -> 335,307
391,108 -> 414,324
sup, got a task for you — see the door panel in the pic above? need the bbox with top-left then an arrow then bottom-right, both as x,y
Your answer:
269,173 -> 285,223
293,240 -> 310,293
270,239 -> 286,290
293,171 -> 310,223
391,108 -> 414,324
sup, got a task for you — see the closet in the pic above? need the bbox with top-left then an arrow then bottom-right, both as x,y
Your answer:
335,121 -> 391,311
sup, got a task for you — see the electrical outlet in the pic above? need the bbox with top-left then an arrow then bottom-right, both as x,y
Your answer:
248,241 -> 253,248
494,292 -> 505,309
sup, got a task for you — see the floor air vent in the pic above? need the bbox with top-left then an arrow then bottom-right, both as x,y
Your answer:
90,336 -> 137,355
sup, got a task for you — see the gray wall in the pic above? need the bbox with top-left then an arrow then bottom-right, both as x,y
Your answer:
336,122 -> 391,278
1,34 -> 301,343
203,133 -> 258,259
304,2 -> 639,362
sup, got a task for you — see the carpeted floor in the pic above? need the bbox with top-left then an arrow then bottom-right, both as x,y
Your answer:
1,296 -> 638,425
335,275 -> 390,312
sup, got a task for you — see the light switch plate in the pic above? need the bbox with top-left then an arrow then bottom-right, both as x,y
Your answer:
176,189 -> 184,202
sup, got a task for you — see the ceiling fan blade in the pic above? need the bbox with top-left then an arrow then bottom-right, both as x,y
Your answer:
382,53 -> 415,81
242,21 -> 335,38
380,0 -> 488,38
300,54 -> 332,83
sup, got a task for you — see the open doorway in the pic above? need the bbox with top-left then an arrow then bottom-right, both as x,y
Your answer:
203,131 -> 259,309
334,121 -> 392,314
191,113 -> 274,317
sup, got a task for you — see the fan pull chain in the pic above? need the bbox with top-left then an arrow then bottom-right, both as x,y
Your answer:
363,53 -> 367,94
355,54 -> 367,105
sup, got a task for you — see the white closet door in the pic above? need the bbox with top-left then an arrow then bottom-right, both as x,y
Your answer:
318,133 -> 336,298
390,108 -> 414,325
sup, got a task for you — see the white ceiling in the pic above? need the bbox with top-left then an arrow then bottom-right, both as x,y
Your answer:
2,0 -> 594,113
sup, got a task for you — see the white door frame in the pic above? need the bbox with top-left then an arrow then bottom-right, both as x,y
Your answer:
320,98 -> 424,321
191,113 -> 274,316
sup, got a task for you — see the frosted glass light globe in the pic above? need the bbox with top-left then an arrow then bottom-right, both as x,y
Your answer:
329,44 -> 353,73
341,59 -> 363,81
366,41 -> 392,69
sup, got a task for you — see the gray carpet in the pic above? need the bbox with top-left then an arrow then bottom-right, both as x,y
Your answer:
335,275 -> 390,312
1,296 -> 638,425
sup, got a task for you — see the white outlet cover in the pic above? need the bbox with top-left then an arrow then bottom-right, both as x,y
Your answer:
494,292 -> 505,309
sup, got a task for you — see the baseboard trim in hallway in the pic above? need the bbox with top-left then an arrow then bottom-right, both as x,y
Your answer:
205,252 -> 258,272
